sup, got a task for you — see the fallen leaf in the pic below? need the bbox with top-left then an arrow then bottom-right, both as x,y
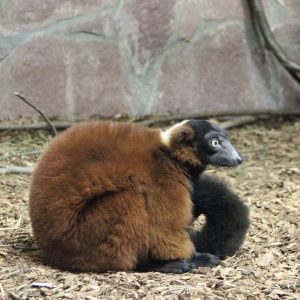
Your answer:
256,253 -> 274,267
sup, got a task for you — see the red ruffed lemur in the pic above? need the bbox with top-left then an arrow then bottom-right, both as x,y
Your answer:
29,120 -> 250,273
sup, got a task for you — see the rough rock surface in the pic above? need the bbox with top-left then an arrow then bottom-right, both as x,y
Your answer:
0,0 -> 299,119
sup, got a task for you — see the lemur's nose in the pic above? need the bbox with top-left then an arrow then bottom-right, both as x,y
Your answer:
237,155 -> 244,165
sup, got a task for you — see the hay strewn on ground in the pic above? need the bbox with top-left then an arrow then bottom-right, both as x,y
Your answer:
0,117 -> 299,300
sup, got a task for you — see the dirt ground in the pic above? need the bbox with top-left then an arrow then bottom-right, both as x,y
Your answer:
0,117 -> 299,300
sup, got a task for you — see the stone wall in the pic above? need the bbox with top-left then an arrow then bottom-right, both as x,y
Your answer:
0,0 -> 299,120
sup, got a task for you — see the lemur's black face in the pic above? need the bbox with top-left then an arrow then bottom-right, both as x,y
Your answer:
187,120 -> 243,167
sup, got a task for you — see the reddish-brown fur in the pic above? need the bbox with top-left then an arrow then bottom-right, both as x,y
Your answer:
29,121 -> 201,272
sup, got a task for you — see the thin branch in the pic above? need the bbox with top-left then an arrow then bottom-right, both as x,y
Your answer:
31,282 -> 56,289
136,110 -> 300,127
219,115 -> 269,129
0,151 -> 43,160
250,0 -> 300,72
0,244 -> 39,250
0,227 -> 22,231
249,0 -> 300,84
14,92 -> 57,136
0,121 -> 73,131
248,0 -> 267,62
0,166 -> 34,174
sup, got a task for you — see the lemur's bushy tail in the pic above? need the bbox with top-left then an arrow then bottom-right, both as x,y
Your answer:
191,175 -> 250,258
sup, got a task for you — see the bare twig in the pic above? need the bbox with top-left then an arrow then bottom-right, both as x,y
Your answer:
0,121 -> 73,132
0,166 -> 34,174
0,244 -> 38,250
136,110 -> 300,127
249,0 -> 267,62
0,227 -> 21,231
219,115 -> 269,129
31,283 -> 56,289
249,0 -> 300,84
14,92 -> 57,136
0,151 -> 43,160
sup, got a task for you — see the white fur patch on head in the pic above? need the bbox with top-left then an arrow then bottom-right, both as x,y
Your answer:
160,120 -> 190,147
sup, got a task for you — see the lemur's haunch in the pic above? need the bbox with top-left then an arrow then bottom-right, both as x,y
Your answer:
29,120 -> 249,273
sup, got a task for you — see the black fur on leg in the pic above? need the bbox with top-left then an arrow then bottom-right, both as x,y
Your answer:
190,175 -> 250,258
137,252 -> 220,274
137,259 -> 194,274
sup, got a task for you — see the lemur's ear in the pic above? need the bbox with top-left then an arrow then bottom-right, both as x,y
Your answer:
161,120 -> 194,147
169,125 -> 201,169
176,127 -> 194,144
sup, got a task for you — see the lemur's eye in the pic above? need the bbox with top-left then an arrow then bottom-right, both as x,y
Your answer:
211,139 -> 220,148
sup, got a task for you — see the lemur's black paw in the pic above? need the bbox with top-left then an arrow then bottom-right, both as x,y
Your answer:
190,251 -> 221,268
138,259 -> 195,274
